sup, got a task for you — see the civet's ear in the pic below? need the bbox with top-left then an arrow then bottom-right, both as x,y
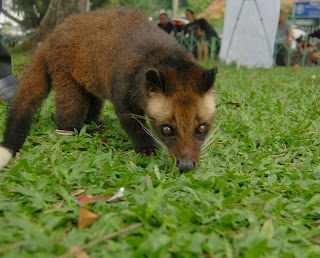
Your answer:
145,69 -> 167,95
202,66 -> 218,93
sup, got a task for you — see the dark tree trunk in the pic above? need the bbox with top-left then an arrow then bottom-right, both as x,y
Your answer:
23,0 -> 89,49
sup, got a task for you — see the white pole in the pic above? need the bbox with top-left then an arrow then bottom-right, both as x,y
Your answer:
172,0 -> 179,17
237,0 -> 250,70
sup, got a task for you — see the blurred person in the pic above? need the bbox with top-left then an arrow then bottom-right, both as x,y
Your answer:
275,10 -> 292,66
307,29 -> 320,64
158,13 -> 177,36
184,9 -> 220,62
309,29 -> 320,39
0,0 -> 18,103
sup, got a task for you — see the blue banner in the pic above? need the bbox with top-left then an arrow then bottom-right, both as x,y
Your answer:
293,1 -> 320,18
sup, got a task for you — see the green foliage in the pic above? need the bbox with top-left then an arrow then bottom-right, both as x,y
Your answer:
185,0 -> 212,14
5,0 -> 215,31
1,49 -> 320,257
155,0 -> 172,10
9,0 -> 51,29
91,0 -> 162,20
119,0 -> 155,16
90,0 -> 112,10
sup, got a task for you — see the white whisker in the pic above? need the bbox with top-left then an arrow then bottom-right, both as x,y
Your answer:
130,114 -> 169,155
201,122 -> 221,152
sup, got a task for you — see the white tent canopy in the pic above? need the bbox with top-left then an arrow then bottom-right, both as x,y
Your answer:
219,0 -> 280,68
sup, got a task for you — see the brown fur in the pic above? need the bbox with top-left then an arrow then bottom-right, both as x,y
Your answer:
1,7 -> 218,171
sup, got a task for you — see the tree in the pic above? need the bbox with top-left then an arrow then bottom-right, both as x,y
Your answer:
23,0 -> 89,49
185,0 -> 212,14
2,0 -> 51,29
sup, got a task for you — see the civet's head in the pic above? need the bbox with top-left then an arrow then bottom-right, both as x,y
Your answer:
144,66 -> 217,170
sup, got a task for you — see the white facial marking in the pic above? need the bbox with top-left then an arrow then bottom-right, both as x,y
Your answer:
146,92 -> 172,120
199,88 -> 216,118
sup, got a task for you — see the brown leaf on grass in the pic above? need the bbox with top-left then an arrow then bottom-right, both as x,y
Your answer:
313,220 -> 320,226
248,74 -> 261,79
75,194 -> 112,207
75,188 -> 125,206
222,102 -> 248,108
70,246 -> 90,258
53,202 -> 63,208
77,208 -> 99,228
70,189 -> 85,196
308,234 -> 320,244
291,164 -> 303,169
292,64 -> 300,72
235,233 -> 244,239
102,139 -> 109,147
217,142 -> 223,147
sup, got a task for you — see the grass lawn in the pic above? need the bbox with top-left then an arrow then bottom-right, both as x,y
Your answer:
0,48 -> 320,257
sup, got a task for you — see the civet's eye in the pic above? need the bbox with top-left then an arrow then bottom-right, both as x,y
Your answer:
196,124 -> 207,136
162,125 -> 174,137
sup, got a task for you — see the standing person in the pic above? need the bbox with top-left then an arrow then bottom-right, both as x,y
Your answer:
0,0 -> 18,103
275,10 -> 292,66
158,13 -> 177,36
184,9 -> 220,62
308,29 -> 320,64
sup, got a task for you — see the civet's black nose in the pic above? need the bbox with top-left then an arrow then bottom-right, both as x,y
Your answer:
177,158 -> 196,171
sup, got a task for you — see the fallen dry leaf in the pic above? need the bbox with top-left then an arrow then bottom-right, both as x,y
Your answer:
222,102 -> 248,108
292,64 -> 300,72
102,139 -> 109,147
291,163 -> 303,169
75,187 -> 125,206
308,234 -> 320,245
70,189 -> 85,196
248,74 -> 261,79
70,246 -> 90,258
53,202 -> 63,208
74,188 -> 125,230
217,142 -> 223,147
75,194 -> 112,207
77,208 -> 99,228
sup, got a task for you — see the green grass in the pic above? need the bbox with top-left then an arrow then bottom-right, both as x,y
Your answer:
1,50 -> 320,257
